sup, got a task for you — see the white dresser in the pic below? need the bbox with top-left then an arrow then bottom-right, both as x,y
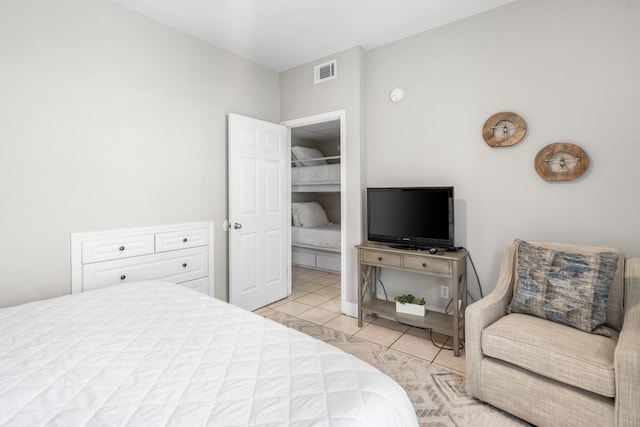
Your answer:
71,222 -> 214,295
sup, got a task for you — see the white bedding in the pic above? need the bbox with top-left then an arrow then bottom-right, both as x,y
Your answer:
291,224 -> 341,251
291,164 -> 340,185
0,282 -> 418,426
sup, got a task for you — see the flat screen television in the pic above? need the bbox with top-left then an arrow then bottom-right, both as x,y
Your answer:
367,186 -> 454,249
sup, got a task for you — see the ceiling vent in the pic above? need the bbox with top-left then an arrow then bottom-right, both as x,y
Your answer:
314,59 -> 337,84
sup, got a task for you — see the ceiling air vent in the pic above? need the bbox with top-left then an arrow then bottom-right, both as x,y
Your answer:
314,59 -> 337,84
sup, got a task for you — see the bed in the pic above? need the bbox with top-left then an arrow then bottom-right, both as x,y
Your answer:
291,224 -> 341,273
291,223 -> 341,252
290,203 -> 341,273
291,164 -> 340,192
0,281 -> 418,426
291,164 -> 340,186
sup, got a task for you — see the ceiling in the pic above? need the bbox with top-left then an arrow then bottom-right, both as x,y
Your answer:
291,120 -> 341,143
111,0 -> 516,71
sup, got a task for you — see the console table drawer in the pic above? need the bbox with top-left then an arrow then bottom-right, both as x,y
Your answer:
361,250 -> 402,267
403,255 -> 451,275
82,246 -> 208,291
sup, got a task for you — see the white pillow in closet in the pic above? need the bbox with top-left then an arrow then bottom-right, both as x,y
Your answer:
291,146 -> 327,166
291,202 -> 329,227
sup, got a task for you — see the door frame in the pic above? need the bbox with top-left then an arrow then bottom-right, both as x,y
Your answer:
281,110 -> 347,314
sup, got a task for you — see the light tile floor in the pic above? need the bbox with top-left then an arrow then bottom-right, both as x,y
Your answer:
254,266 -> 466,376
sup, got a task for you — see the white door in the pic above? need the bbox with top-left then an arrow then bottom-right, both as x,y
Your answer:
228,113 -> 290,311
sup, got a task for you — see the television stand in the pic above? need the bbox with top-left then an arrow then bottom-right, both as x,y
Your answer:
388,244 -> 429,251
356,241 -> 468,356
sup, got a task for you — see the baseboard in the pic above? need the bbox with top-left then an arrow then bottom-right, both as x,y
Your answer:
341,300 -> 358,317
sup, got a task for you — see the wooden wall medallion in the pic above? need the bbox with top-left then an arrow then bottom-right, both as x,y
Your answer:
534,143 -> 589,181
482,112 -> 527,147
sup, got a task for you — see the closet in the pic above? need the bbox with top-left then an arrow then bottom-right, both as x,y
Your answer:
290,119 -> 341,273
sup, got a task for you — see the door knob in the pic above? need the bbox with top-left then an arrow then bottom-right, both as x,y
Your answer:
233,222 -> 242,230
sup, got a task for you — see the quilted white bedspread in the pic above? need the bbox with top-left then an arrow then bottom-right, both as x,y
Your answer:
291,164 -> 340,185
291,224 -> 341,251
0,282 -> 418,426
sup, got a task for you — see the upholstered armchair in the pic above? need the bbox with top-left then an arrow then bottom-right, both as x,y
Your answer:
466,241 -> 640,427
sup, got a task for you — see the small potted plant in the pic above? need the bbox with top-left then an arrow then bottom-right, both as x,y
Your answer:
394,294 -> 426,316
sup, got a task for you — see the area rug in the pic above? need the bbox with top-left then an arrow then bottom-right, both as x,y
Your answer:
263,310 -> 529,427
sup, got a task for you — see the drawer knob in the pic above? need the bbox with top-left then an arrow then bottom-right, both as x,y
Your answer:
119,246 -> 125,251
378,257 -> 382,261
182,263 -> 187,268
183,238 -> 188,243
120,275 -> 126,280
422,263 -> 427,268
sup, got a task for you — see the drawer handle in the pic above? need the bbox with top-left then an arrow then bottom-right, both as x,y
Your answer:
422,263 -> 427,268
182,263 -> 187,268
120,275 -> 126,280
378,257 -> 382,262
119,246 -> 125,251
183,238 -> 188,243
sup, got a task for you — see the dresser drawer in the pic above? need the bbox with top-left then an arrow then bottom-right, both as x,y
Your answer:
361,250 -> 402,268
403,255 -> 451,275
82,246 -> 208,291
155,227 -> 209,252
82,234 -> 155,264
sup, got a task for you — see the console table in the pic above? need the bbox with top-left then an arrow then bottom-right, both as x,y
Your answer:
356,242 -> 468,356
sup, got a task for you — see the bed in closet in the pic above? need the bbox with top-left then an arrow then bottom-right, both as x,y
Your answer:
291,201 -> 341,273
291,145 -> 340,193
0,281 -> 418,426
291,163 -> 340,192
290,146 -> 342,273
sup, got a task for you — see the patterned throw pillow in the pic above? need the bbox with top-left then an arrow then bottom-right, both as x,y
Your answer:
508,240 -> 619,336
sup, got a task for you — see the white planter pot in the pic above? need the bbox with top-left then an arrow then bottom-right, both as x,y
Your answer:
395,301 -> 425,316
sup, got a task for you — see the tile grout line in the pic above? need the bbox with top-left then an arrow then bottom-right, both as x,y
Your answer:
292,267 -> 465,372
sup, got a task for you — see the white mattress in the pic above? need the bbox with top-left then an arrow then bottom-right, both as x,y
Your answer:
0,282 -> 418,427
291,164 -> 340,185
291,223 -> 341,251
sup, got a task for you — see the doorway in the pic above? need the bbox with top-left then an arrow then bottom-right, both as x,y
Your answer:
282,111 -> 346,314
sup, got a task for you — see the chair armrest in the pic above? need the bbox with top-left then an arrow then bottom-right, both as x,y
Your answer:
624,257 -> 640,313
465,244 -> 516,399
616,258 -> 640,426
615,305 -> 640,426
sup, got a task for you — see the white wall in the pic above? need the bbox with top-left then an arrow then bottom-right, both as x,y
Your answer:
0,0 -> 280,307
280,47 -> 367,309
3,0 -> 638,310
366,0 -> 640,299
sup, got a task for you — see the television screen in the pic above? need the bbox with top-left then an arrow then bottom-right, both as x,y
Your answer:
367,187 -> 454,249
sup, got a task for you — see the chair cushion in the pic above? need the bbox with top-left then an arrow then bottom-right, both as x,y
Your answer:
482,313 -> 618,397
509,240 -> 620,336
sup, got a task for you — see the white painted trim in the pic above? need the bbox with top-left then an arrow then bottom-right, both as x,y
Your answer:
341,301 -> 358,318
282,110 -> 345,128
285,127 -> 292,297
70,221 -> 214,295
